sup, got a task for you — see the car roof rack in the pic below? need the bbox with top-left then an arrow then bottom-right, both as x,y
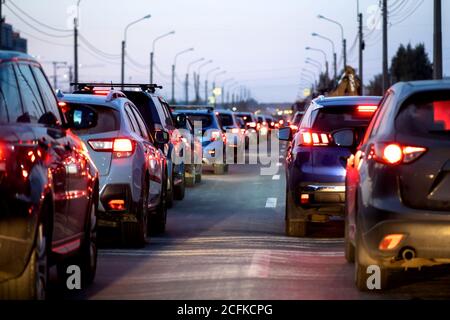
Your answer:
171,105 -> 214,112
70,83 -> 163,94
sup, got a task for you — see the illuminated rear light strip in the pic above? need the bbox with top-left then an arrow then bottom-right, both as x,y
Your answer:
357,105 -> 378,113
300,131 -> 330,146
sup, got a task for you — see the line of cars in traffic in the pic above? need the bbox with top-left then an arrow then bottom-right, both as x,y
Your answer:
0,51 -> 275,299
280,80 -> 450,291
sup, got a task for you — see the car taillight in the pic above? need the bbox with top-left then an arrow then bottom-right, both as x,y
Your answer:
290,124 -> 299,132
88,138 -> 135,158
231,128 -> 240,134
372,143 -> 427,165
299,130 -> 330,146
94,90 -> 110,96
247,122 -> 257,128
357,105 -> 378,114
210,130 -> 222,142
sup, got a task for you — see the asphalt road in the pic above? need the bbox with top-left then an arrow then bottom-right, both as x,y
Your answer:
55,147 -> 450,300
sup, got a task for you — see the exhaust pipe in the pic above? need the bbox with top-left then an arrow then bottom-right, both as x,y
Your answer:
401,248 -> 416,261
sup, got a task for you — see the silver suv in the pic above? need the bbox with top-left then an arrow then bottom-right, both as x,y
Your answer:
60,88 -> 169,246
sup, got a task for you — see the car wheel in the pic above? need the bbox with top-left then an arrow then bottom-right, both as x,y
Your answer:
150,175 -> 168,235
344,215 -> 355,263
75,201 -> 97,285
174,171 -> 186,200
0,221 -> 48,300
285,190 -> 307,237
195,165 -> 202,184
122,180 -> 148,247
185,165 -> 196,188
355,231 -> 390,291
213,164 -> 225,175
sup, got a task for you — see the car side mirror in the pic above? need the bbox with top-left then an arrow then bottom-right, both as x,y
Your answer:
332,129 -> 355,147
277,127 -> 292,141
176,114 -> 187,128
155,130 -> 170,144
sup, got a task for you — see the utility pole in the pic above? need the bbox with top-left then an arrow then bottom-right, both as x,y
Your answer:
358,12 -> 364,94
0,0 -> 3,50
171,64 -> 175,103
121,40 -> 125,87
434,0 -> 443,79
205,79 -> 208,104
150,52 -> 154,83
382,0 -> 389,91
74,18 -> 78,86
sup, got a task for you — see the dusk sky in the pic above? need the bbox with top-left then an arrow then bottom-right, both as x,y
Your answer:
4,0 -> 449,102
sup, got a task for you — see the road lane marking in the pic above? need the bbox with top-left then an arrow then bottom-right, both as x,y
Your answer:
247,250 -> 271,278
272,175 -> 280,180
265,197 -> 277,208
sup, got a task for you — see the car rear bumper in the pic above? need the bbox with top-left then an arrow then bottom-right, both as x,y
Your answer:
97,184 -> 138,228
290,183 -> 345,222
359,198 -> 450,267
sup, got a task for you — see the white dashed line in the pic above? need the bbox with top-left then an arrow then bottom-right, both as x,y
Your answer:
265,197 -> 277,208
272,175 -> 280,180
247,250 -> 271,278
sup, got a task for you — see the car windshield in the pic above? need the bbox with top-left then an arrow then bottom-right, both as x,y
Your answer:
312,105 -> 374,132
396,91 -> 450,138
218,113 -> 234,127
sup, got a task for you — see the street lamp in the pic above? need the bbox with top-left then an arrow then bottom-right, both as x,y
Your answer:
195,60 -> 213,102
205,67 -> 220,102
306,46 -> 329,78
312,32 -> 337,80
317,14 -> 347,69
221,78 -> 235,105
185,58 -> 204,104
150,30 -> 175,83
172,48 -> 194,103
121,14 -> 151,87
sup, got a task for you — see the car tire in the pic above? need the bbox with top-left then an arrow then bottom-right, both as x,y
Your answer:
214,164 -> 226,175
285,190 -> 307,237
150,175 -> 168,235
195,165 -> 202,184
166,173 -> 174,208
174,171 -> 186,200
122,180 -> 148,247
344,216 -> 355,263
74,201 -> 97,286
0,221 -> 48,300
185,165 -> 196,188
355,230 -> 390,291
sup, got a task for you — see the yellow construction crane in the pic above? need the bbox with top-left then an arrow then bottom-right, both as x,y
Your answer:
329,66 -> 362,97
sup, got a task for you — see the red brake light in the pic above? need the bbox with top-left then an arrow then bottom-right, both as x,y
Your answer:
357,105 -> 378,114
88,138 -> 135,158
210,130 -> 222,142
374,143 -> 427,165
299,130 -> 329,146
93,90 -> 110,96
231,128 -> 240,134
290,124 -> 299,132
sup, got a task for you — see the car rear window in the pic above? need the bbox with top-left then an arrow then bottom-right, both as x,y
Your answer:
311,105 -> 374,132
185,113 -> 213,129
218,113 -> 234,127
396,91 -> 450,139
236,114 -> 253,124
65,103 -> 119,135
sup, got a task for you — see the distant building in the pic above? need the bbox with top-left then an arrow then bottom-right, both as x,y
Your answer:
1,22 -> 28,53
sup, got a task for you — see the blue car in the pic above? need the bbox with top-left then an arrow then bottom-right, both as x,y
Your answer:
279,96 -> 381,237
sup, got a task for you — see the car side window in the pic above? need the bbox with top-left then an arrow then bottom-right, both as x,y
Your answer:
369,92 -> 393,139
151,97 -> 167,127
0,63 -> 24,123
124,104 -> 141,136
130,104 -> 151,141
161,101 -> 174,128
15,64 -> 46,123
31,66 -> 62,125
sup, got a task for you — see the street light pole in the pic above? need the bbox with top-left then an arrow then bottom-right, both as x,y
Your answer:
318,14 -> 346,70
185,57 -> 204,104
312,32 -> 336,80
172,48 -> 194,104
150,31 -> 175,84
221,78 -> 234,106
74,0 -> 81,87
306,47 -> 329,78
205,67 -> 220,104
196,60 -> 212,103
382,0 -> 389,91
434,0 -> 443,79
121,14 -> 151,87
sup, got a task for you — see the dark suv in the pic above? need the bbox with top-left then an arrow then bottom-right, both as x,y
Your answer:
279,96 -> 381,237
345,80 -> 450,290
123,87 -> 186,207
0,51 -> 99,299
